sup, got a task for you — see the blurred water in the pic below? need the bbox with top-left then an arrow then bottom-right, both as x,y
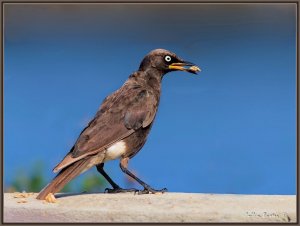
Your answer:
4,3 -> 296,194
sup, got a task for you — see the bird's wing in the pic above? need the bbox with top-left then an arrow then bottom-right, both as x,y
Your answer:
53,84 -> 159,172
124,89 -> 158,130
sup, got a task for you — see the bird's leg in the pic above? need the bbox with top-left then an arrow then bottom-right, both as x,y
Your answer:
96,163 -> 138,193
120,158 -> 167,195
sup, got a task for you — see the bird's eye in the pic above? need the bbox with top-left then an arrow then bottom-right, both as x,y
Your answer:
165,55 -> 172,62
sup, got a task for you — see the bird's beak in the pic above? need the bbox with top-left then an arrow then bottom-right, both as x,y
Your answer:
169,61 -> 201,74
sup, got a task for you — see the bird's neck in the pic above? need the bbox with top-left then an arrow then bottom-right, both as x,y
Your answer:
128,69 -> 162,94
142,68 -> 162,91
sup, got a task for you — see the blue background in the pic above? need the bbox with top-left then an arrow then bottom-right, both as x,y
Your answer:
4,3 -> 296,194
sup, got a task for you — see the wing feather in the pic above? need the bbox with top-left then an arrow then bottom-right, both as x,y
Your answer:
53,80 -> 159,172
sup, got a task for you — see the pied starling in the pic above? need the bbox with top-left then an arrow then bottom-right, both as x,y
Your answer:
37,49 -> 200,202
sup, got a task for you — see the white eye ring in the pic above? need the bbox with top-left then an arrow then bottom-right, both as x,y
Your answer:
165,55 -> 172,62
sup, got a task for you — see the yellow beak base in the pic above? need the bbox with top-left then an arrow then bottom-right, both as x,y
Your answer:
169,63 -> 201,74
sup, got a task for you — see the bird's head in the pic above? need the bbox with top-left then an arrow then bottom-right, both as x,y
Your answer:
139,49 -> 201,76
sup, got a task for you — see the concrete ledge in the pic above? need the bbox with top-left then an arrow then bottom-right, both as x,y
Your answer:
4,192 -> 296,223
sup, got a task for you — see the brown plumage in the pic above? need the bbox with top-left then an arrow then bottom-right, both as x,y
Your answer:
37,49 -> 200,200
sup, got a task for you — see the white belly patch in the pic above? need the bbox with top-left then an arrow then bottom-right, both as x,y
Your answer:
104,140 -> 127,161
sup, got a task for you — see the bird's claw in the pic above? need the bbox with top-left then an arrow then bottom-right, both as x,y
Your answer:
135,187 -> 168,195
104,187 -> 139,193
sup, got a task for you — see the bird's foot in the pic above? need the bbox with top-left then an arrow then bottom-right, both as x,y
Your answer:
135,187 -> 168,195
104,187 -> 139,193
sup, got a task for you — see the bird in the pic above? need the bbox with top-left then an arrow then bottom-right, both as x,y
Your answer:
36,49 -> 200,202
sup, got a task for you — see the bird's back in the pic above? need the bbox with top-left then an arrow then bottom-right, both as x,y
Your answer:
53,71 -> 162,172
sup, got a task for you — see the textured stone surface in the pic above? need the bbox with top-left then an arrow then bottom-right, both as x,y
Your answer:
4,192 -> 296,223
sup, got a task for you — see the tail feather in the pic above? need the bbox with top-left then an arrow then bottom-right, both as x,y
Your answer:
36,158 -> 91,200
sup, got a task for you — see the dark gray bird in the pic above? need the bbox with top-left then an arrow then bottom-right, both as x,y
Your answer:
37,49 -> 200,201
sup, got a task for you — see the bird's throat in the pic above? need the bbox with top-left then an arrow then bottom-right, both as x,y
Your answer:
144,70 -> 162,92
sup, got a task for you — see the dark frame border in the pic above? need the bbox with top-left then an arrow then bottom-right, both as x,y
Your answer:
0,1 -> 298,225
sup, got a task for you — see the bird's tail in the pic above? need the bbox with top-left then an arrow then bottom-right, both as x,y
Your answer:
36,158 -> 91,200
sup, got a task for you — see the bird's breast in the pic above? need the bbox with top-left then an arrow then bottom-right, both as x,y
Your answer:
104,140 -> 127,162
